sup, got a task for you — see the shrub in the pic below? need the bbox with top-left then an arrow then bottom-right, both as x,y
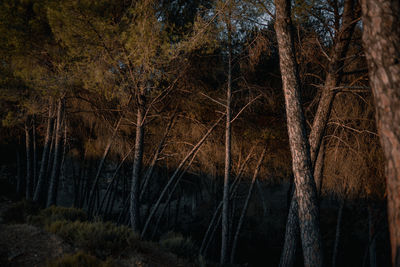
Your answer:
45,251 -> 114,267
159,232 -> 198,261
29,206 -> 87,226
2,200 -> 39,224
46,220 -> 137,258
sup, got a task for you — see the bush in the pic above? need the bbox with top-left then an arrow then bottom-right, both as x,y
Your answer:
45,251 -> 114,267
2,200 -> 39,224
29,206 -> 87,226
46,220 -> 137,258
159,232 -> 198,261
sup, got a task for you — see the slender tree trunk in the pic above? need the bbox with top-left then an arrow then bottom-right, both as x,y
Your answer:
230,145 -> 267,263
34,100 -> 55,203
361,0 -> 400,265
275,0 -> 323,265
32,115 -> 37,190
200,144 -> 254,255
279,0 -> 359,265
25,118 -> 33,200
47,98 -> 65,207
332,199 -> 345,267
131,93 -> 146,233
221,4 -> 233,263
140,112 -> 175,201
16,149 -> 22,196
141,115 -> 224,239
315,140 -> 326,197
256,179 -> 268,217
88,117 -> 122,215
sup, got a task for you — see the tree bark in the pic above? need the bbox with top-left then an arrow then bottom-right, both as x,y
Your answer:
221,6 -> 232,263
25,119 -> 33,200
361,0 -> 400,265
274,0 -> 323,265
131,98 -> 145,233
279,0 -> 359,265
46,97 -> 65,207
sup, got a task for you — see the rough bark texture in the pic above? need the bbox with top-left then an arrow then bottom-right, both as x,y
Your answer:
279,0 -> 359,265
274,0 -> 323,265
131,94 -> 145,233
46,98 -> 65,207
361,0 -> 400,265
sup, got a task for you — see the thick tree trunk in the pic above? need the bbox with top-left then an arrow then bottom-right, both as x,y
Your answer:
274,0 -> 323,265
279,0 -> 359,265
25,119 -> 33,200
361,0 -> 400,265
230,145 -> 267,264
46,98 -> 65,207
34,100 -> 55,203
131,102 -> 145,233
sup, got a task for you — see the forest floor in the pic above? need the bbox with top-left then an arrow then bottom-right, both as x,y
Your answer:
0,196 -> 196,267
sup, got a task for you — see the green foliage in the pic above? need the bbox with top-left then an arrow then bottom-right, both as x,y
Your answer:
159,232 -> 198,261
46,220 -> 137,258
2,200 -> 39,224
45,251 -> 114,267
29,206 -> 87,227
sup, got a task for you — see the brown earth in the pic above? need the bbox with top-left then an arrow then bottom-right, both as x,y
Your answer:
0,224 -> 72,267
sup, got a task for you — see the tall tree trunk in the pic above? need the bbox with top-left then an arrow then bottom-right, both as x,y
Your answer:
88,117 -> 122,216
279,0 -> 359,265
46,98 -> 65,207
16,149 -> 22,196
131,92 -> 146,233
32,114 -> 37,190
361,0 -> 400,265
230,145 -> 267,264
274,0 -> 323,265
25,118 -> 33,200
34,100 -> 55,203
141,114 -> 224,239
140,112 -> 175,201
332,199 -> 345,267
221,6 -> 232,263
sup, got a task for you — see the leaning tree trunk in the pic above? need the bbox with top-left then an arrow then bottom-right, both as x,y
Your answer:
332,199 -> 345,267
34,100 -> 55,203
274,0 -> 323,266
361,0 -> 400,265
141,114 -> 224,239
230,145 -> 267,264
279,0 -> 359,265
131,91 -> 146,233
46,98 -> 65,207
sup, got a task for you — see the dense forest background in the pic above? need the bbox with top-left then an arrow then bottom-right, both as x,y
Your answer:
0,0 -> 399,266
